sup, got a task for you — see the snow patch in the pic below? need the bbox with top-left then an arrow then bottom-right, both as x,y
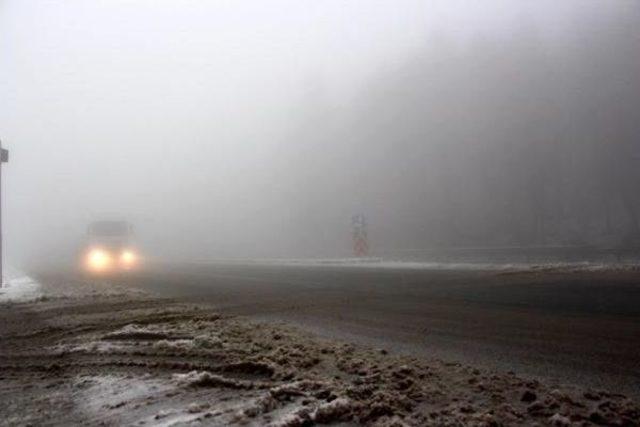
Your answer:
267,397 -> 356,427
53,341 -> 128,354
193,257 -> 640,272
324,260 -> 640,272
172,370 -> 255,389
103,323 -> 171,340
74,374 -> 173,421
149,411 -> 203,427
151,334 -> 221,352
0,271 -> 42,303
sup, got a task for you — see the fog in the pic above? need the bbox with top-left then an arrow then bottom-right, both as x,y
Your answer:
1,1 -> 639,266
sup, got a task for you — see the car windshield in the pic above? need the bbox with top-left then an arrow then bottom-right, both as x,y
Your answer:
88,221 -> 131,237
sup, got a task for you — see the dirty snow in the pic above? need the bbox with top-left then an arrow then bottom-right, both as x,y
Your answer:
75,374 -> 172,412
52,340 -> 128,355
2,280 -> 638,426
0,268 -> 41,303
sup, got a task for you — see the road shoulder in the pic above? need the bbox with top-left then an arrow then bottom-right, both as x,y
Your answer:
0,279 -> 638,426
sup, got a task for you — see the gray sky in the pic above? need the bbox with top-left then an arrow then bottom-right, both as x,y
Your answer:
1,1 -> 638,264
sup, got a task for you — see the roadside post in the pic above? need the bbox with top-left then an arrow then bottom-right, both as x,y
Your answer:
0,141 -> 8,287
352,213 -> 369,257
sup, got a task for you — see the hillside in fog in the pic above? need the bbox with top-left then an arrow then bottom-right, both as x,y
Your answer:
282,4 -> 640,252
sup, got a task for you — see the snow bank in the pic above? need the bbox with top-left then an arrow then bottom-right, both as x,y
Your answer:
0,270 -> 42,303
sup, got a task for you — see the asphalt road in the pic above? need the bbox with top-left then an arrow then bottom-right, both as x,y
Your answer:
111,263 -> 640,398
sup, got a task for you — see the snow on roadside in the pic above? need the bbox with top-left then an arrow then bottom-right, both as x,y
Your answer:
52,340 -> 128,355
11,292 -> 637,426
360,260 -> 640,272
193,257 -> 640,273
51,322 -> 225,356
73,374 -> 175,424
0,268 -> 42,303
75,374 -> 171,411
74,373 -> 264,426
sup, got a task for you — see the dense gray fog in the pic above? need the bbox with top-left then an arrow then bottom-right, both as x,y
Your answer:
1,1 -> 639,266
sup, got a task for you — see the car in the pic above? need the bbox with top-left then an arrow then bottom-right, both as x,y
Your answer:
82,220 -> 140,274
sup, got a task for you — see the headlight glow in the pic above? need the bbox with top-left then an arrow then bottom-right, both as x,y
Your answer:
120,250 -> 137,266
87,248 -> 112,271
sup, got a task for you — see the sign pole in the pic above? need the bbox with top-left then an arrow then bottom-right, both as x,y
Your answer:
351,213 -> 369,257
0,141 -> 8,287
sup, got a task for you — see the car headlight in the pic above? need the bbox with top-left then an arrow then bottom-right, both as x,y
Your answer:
120,250 -> 137,266
87,248 -> 112,271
